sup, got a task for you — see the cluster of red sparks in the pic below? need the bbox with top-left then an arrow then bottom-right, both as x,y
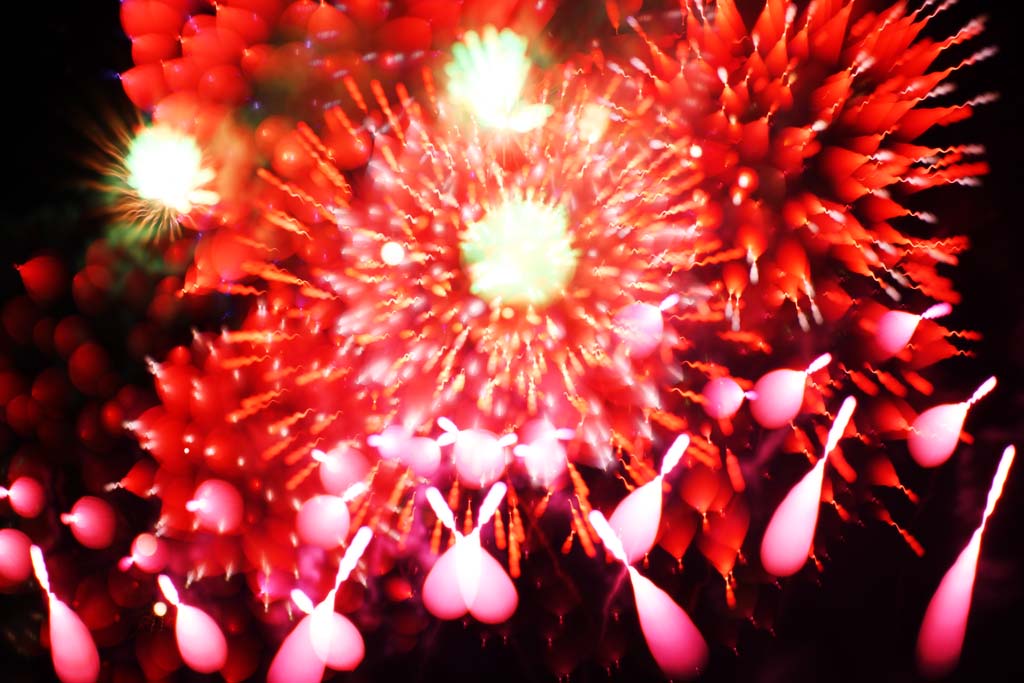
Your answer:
0,0 -> 1017,681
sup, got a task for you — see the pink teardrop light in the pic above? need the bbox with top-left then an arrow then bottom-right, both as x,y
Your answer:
613,302 -> 664,358
760,459 -> 826,576
875,310 -> 922,357
62,496 -> 117,549
422,543 -> 468,620
268,614 -> 328,683
628,568 -> 708,678
749,368 -> 807,429
422,484 -> 516,623
2,476 -> 46,518
311,602 -> 366,670
368,425 -> 408,461
915,444 -> 1014,677
520,439 -> 567,488
175,603 -> 228,673
315,445 -> 370,494
48,596 -> 101,683
908,377 -> 996,468
908,403 -> 968,468
296,495 -> 351,549
453,429 -> 507,489
876,303 -> 951,358
466,549 -> 518,624
609,479 -> 663,565
701,377 -> 745,419
915,530 -> 982,678
188,479 -> 244,533
0,528 -> 33,586
423,540 -> 518,624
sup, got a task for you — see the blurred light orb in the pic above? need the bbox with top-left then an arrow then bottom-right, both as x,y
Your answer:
125,125 -> 216,213
460,195 -> 577,306
445,26 -> 553,132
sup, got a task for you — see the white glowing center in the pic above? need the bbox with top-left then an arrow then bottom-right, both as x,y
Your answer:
460,196 -> 578,306
380,241 -> 405,265
445,26 -> 553,132
126,125 -> 216,213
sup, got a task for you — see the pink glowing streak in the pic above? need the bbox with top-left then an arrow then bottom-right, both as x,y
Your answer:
909,376 -> 996,468
30,546 -> 100,683
309,526 -> 372,666
916,445 -> 1016,677
875,302 -> 952,357
269,527 -> 373,683
422,482 -> 518,623
157,574 -> 228,674
609,434 -> 690,564
589,510 -> 708,678
749,353 -> 832,429
759,396 -> 857,577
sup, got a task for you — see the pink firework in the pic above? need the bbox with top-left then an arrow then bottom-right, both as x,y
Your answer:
0,1 -> 1019,682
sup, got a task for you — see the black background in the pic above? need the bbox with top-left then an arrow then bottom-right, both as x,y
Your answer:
2,1 -> 1022,682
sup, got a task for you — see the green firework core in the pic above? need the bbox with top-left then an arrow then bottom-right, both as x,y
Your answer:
459,196 -> 578,307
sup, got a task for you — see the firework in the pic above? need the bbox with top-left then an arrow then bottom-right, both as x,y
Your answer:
0,1 -> 1015,682
916,445 -> 1016,677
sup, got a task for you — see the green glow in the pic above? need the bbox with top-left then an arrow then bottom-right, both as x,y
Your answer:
445,26 -> 553,132
126,126 -> 215,213
460,195 -> 578,306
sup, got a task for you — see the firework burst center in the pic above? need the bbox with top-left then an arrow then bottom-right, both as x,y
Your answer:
459,194 -> 578,307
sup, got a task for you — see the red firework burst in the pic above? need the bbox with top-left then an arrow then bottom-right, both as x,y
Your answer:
0,1 -> 1017,682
